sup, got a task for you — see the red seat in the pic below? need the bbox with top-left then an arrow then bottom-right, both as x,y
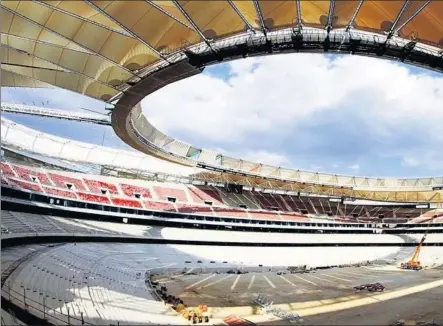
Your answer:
187,186 -> 224,205
144,201 -> 176,211
8,178 -> 43,193
120,183 -> 152,199
48,173 -> 87,191
177,204 -> 213,215
43,187 -> 77,199
213,208 -> 249,218
84,178 -> 119,195
111,198 -> 142,208
12,165 -> 52,185
1,162 -> 16,176
78,192 -> 110,204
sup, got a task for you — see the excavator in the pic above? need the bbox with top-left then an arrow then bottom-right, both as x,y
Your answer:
400,213 -> 436,271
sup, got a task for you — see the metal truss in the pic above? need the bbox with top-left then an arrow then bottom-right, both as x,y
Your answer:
1,103 -> 111,126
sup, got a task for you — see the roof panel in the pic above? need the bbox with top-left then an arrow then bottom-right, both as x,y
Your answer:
299,0 -> 330,28
151,0 -> 190,25
1,46 -> 66,72
1,34 -> 133,87
42,0 -> 131,35
3,65 -> 118,100
5,1 -> 158,72
178,0 -> 246,38
398,1 -> 443,48
332,0 -> 361,28
1,69 -> 53,88
92,1 -> 199,54
354,0 -> 405,34
231,0 -> 259,29
257,0 -> 298,30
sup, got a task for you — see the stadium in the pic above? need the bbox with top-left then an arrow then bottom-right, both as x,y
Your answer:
1,1 -> 443,325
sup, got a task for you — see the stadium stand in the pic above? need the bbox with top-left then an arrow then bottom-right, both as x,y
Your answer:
1,161 -> 438,223
0,210 -> 120,235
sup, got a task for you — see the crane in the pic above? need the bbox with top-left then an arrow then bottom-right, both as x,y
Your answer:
400,213 -> 436,271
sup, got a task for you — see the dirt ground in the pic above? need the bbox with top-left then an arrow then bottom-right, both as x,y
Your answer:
153,266 -> 443,325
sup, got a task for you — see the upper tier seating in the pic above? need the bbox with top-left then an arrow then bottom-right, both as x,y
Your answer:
11,165 -> 53,185
1,162 -> 17,176
48,172 -> 87,191
1,210 -> 121,235
153,186 -> 187,202
83,178 -> 119,195
0,161 -> 433,223
43,187 -> 77,199
187,186 -> 224,205
120,183 -> 152,199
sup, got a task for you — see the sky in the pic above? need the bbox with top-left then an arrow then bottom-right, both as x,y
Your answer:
2,53 -> 443,178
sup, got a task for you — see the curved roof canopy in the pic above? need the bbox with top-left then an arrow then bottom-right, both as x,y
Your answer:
2,0 -> 442,99
2,0 -> 443,197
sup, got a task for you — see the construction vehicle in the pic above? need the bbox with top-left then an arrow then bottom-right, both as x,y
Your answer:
181,304 -> 209,324
400,234 -> 426,270
400,215 -> 435,271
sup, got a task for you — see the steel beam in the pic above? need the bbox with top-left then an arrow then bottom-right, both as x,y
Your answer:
253,0 -> 267,36
1,5 -> 137,78
346,0 -> 364,32
84,0 -> 169,62
1,69 -> 54,88
1,103 -> 111,125
295,0 -> 302,27
2,44 -> 123,91
1,33 -> 91,54
172,0 -> 213,49
326,0 -> 336,31
394,0 -> 431,35
387,0 -> 410,39
33,0 -> 131,37
227,0 -> 256,33
147,1 -> 192,29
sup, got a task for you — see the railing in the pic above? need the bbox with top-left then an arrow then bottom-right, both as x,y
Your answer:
1,284 -> 93,325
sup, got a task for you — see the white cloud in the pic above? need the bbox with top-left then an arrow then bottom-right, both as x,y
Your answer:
240,150 -> 290,167
141,53 -> 443,175
3,53 -> 443,177
348,164 -> 360,171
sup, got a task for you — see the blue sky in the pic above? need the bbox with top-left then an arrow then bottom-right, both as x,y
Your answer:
2,53 -> 443,178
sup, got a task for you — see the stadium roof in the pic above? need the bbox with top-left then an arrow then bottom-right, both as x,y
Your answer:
2,1 -> 442,99
2,0 -> 443,199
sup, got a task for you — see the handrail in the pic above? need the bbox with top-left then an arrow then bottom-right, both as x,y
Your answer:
1,285 -> 94,325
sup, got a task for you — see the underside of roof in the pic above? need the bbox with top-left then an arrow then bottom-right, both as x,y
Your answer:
2,0 -> 443,101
